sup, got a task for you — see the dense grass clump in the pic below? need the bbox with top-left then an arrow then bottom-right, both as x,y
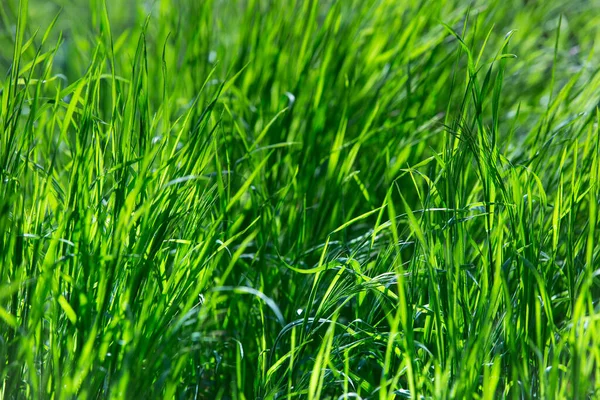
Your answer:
1,0 -> 600,398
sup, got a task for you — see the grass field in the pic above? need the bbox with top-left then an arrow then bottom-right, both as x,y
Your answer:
1,0 -> 600,398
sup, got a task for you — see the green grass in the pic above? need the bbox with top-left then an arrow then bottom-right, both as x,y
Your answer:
1,0 -> 600,398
